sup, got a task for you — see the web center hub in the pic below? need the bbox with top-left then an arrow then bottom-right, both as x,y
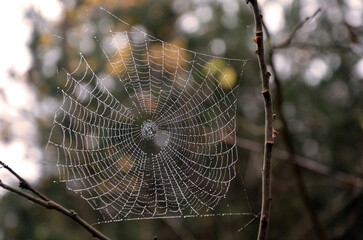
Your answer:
141,120 -> 158,140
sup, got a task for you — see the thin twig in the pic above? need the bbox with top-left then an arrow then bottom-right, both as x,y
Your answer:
245,1 -> 274,240
287,188 -> 362,239
0,160 -> 49,201
273,8 -> 321,49
0,161 -> 110,240
264,8 -> 329,240
230,137 -> 363,188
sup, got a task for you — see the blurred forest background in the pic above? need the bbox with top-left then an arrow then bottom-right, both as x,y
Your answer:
0,0 -> 362,239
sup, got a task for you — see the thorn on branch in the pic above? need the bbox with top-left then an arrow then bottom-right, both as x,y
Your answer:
254,31 -> 263,44
261,89 -> 271,99
19,181 -> 29,190
273,129 -> 279,138
47,200 -> 55,209
69,209 -> 77,216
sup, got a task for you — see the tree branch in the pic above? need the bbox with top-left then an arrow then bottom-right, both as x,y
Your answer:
0,161 -> 110,240
245,1 -> 274,240
231,137 -> 363,188
263,8 -> 329,240
0,160 -> 49,201
273,8 -> 321,49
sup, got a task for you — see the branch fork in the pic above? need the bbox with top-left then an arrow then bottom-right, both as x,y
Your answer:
0,160 -> 110,240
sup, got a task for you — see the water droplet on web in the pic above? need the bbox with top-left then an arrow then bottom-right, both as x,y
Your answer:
141,120 -> 158,140
46,11 -> 250,223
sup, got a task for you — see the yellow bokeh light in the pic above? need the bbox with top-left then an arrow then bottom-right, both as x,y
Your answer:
38,34 -> 53,46
204,58 -> 226,75
148,37 -> 188,72
219,66 -> 237,90
136,91 -> 158,113
105,47 -> 132,76
117,155 -> 134,173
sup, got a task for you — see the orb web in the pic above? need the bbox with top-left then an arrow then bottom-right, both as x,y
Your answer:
48,7 -> 254,223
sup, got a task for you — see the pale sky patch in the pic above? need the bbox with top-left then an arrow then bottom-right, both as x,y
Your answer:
0,1 -> 63,188
264,1 -> 285,33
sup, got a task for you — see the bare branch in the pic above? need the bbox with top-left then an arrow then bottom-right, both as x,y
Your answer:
231,137 -> 363,188
245,1 -> 274,240
0,160 -> 48,201
274,8 -> 321,49
0,161 -> 110,240
263,7 -> 328,240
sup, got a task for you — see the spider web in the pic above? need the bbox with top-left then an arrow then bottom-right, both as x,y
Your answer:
48,7 -> 255,224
